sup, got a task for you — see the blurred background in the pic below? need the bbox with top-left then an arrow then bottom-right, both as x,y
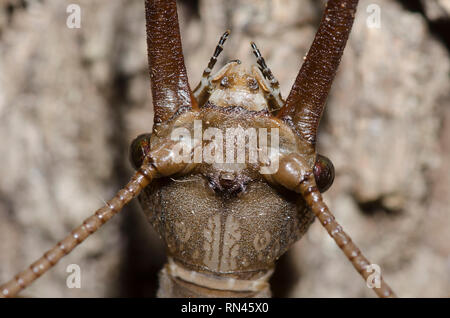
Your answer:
0,0 -> 449,297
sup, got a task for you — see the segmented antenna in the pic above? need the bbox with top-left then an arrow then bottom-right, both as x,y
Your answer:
297,172 -> 396,298
204,30 -> 230,77
193,30 -> 230,106
250,42 -> 284,112
0,163 -> 157,298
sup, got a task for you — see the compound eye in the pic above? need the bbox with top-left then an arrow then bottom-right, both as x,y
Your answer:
220,75 -> 232,88
129,133 -> 152,170
313,154 -> 335,193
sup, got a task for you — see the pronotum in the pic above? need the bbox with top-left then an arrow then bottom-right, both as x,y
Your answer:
0,0 -> 398,298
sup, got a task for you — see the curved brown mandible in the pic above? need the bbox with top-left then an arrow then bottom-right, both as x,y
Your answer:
145,0 -> 196,124
278,0 -> 359,145
265,153 -> 396,297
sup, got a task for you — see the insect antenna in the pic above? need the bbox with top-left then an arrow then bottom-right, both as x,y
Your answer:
297,172 -> 396,298
0,163 -> 157,298
250,41 -> 284,112
193,30 -> 230,106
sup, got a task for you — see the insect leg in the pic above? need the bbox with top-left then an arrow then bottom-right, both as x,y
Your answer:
250,42 -> 284,112
193,30 -> 230,107
0,163 -> 157,298
263,153 -> 396,298
0,136 -> 199,297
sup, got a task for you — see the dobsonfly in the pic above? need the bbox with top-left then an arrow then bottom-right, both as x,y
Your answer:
0,0 -> 397,298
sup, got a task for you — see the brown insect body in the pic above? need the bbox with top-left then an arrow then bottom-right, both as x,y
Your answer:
138,75 -> 316,295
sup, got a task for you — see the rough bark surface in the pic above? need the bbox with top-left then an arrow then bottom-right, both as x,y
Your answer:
0,0 -> 449,297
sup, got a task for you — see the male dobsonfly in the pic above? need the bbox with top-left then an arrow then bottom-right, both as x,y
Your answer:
0,0 -> 404,298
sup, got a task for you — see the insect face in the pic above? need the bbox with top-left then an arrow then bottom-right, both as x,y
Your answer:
208,60 -> 273,112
